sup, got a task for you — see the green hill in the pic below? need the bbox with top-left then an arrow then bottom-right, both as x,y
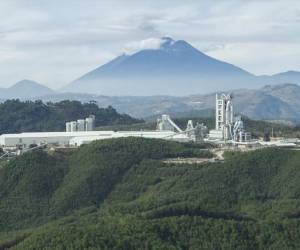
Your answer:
0,100 -> 141,134
0,138 -> 300,249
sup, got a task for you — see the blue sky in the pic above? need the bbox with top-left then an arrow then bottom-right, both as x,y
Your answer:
0,0 -> 300,89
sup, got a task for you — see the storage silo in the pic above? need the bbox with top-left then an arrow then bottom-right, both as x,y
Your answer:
66,122 -> 71,132
85,115 -> 95,131
77,119 -> 86,131
70,121 -> 78,132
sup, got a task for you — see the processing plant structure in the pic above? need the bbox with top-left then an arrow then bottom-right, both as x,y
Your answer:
0,114 -> 208,151
2,92 -> 288,156
208,93 -> 251,143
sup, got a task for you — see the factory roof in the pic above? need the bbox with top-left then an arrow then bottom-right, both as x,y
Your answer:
0,130 -> 178,138
0,131 -> 115,138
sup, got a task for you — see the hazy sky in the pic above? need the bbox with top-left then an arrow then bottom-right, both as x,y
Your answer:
1,0 -> 300,89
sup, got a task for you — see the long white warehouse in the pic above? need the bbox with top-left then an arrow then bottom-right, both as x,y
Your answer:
0,130 -> 189,148
0,114 -> 208,149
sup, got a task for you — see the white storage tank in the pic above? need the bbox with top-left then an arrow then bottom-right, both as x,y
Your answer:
70,121 -> 77,132
66,122 -> 71,132
77,119 -> 86,131
85,115 -> 95,131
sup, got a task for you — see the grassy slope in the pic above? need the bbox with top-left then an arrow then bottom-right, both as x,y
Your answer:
0,138 -> 300,249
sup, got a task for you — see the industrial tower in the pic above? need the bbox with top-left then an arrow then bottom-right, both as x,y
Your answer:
215,93 -> 233,140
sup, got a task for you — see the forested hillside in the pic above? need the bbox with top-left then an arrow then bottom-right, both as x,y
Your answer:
0,100 -> 141,134
0,138 -> 300,249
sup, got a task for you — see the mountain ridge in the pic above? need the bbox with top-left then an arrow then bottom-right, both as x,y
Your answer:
0,80 -> 55,99
29,83 -> 300,122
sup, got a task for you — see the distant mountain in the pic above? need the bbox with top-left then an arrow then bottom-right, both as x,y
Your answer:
63,37 -> 257,95
1,36 -> 300,121
265,71 -> 300,85
0,80 -> 55,99
38,93 -> 189,118
62,37 -> 300,96
170,84 -> 298,122
35,83 -> 300,122
2,38 -> 300,99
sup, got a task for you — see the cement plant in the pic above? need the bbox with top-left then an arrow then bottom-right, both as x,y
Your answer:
0,93 -> 298,159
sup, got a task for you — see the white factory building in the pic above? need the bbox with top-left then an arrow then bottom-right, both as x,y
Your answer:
0,130 -> 190,148
0,114 -> 198,149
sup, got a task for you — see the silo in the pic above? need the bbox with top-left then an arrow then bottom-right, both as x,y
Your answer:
70,121 -> 77,132
66,122 -> 71,132
77,119 -> 86,131
85,115 -> 95,131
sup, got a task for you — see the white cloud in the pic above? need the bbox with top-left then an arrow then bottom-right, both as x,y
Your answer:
207,42 -> 300,75
0,0 -> 300,88
123,37 -> 172,55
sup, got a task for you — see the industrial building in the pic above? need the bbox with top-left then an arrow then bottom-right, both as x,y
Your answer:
0,130 -> 192,149
0,131 -> 108,148
1,92 -> 299,155
0,114 -> 202,150
208,93 -> 251,143
69,131 -> 190,147
0,93 -> 258,153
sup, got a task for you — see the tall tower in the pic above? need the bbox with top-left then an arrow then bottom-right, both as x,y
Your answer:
215,93 -> 224,130
215,93 -> 233,140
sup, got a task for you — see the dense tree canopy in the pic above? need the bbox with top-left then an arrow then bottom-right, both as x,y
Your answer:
0,138 -> 300,249
0,99 -> 141,134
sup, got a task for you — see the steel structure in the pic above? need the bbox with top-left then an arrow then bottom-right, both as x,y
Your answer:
157,114 -> 182,132
215,93 -> 234,140
210,93 -> 251,143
